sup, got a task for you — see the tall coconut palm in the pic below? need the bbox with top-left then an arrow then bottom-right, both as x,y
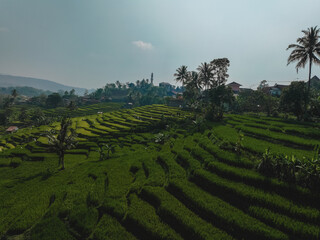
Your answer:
186,71 -> 201,90
197,62 -> 214,90
174,65 -> 189,85
115,80 -> 122,89
287,26 -> 320,113
11,89 -> 18,99
10,89 -> 18,105
183,71 -> 201,109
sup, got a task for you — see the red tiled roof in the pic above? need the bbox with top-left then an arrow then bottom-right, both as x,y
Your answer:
6,126 -> 18,132
227,82 -> 242,86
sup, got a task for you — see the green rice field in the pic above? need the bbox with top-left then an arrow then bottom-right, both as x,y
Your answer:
0,105 -> 319,240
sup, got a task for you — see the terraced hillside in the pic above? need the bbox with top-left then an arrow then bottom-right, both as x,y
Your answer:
0,107 -> 319,240
44,102 -> 124,118
223,114 -> 320,158
0,104 -> 188,153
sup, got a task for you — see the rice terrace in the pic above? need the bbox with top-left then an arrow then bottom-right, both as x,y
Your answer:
0,102 -> 319,240
1,1 -> 320,240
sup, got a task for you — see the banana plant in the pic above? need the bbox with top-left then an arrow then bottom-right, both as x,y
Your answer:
257,148 -> 274,177
97,144 -> 115,161
234,131 -> 244,154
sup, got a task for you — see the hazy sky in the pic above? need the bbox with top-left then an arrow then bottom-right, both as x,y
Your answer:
0,0 -> 319,89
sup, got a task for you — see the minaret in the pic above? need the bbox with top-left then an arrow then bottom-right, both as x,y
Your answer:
151,73 -> 154,85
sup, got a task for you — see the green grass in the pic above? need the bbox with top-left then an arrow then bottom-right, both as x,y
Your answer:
30,216 -> 76,240
249,206 -> 320,240
212,124 -> 314,158
234,124 -> 320,149
141,186 -> 234,240
125,194 -> 183,239
44,102 -> 123,118
191,169 -> 320,224
167,179 -> 288,240
91,214 -> 137,240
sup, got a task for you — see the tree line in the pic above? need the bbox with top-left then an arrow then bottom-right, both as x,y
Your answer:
175,26 -> 320,121
174,58 -> 234,121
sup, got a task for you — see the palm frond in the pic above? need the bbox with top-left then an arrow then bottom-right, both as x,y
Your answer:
311,54 -> 320,65
287,26 -> 320,73
174,65 -> 188,85
287,44 -> 303,50
295,55 -> 308,72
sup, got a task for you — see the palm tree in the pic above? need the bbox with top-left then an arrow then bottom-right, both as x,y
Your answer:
98,144 -> 115,161
197,62 -> 214,90
46,117 -> 77,170
67,100 -> 77,111
115,80 -> 121,89
103,85 -> 111,98
174,65 -> 189,85
287,26 -> 320,113
182,71 -> 201,110
9,89 -> 18,105
11,89 -> 18,99
186,71 -> 201,90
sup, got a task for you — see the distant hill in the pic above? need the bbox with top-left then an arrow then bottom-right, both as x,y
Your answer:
0,86 -> 52,97
0,74 -> 88,95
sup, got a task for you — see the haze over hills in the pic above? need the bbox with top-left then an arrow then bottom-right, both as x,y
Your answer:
0,74 -> 89,95
0,86 -> 52,97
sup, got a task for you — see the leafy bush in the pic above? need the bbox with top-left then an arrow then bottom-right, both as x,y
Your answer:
257,147 -> 320,192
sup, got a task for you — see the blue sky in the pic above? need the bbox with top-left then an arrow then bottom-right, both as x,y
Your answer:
0,0 -> 319,89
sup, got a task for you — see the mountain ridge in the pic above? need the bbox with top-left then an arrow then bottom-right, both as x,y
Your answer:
0,74 -> 88,95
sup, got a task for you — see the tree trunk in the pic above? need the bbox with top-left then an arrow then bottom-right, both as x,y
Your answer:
60,155 -> 65,170
304,58 -> 312,117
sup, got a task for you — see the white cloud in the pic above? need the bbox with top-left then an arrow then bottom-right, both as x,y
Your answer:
132,40 -> 153,50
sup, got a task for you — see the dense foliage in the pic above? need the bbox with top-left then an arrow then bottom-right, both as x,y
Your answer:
174,58 -> 234,120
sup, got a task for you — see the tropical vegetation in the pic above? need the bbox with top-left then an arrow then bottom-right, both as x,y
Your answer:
0,26 -> 320,240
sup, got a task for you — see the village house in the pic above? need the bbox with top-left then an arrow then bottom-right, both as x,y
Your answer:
159,82 -> 174,92
6,126 -> 19,134
269,84 -> 289,96
310,75 -> 320,89
259,83 -> 289,96
227,82 -> 242,94
239,88 -> 254,93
